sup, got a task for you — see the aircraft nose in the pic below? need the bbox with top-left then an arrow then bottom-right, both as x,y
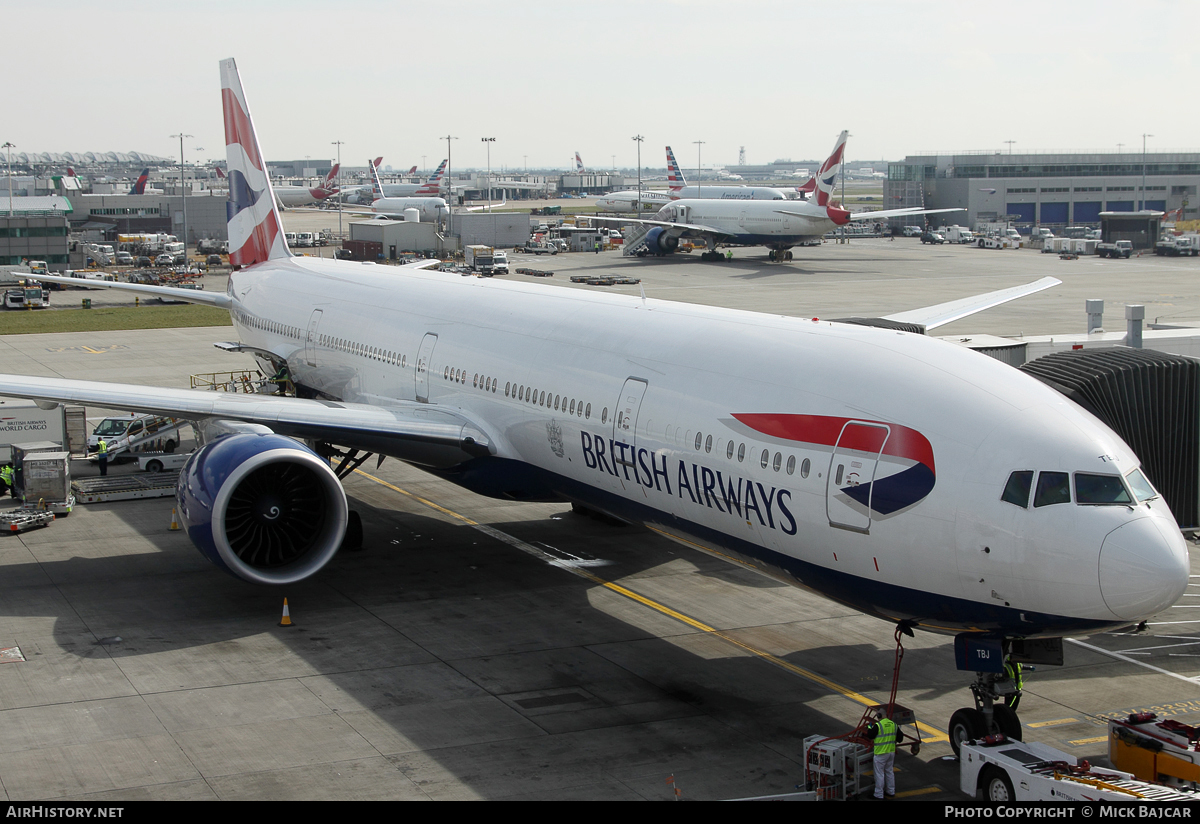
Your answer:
1098,516 -> 1190,620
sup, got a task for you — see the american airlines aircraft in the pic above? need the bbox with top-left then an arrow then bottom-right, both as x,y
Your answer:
345,158 -> 447,203
598,132 -> 961,261
273,164 -> 340,208
3,59 -> 1188,754
368,157 -> 448,222
596,147 -> 795,213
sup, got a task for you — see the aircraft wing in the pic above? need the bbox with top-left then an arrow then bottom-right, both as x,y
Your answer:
0,374 -> 492,469
883,276 -> 1061,331
845,207 -> 965,222
35,274 -> 233,308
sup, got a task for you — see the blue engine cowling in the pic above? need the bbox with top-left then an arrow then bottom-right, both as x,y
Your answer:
176,433 -> 348,585
643,226 -> 680,255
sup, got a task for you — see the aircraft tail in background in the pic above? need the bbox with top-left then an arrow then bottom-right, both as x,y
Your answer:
129,168 -> 149,195
665,146 -> 687,192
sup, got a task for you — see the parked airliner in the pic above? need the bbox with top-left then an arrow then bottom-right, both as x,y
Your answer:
367,157 -> 448,222
597,146 -> 796,212
599,132 -> 962,261
273,165 -> 340,208
345,158 -> 447,203
4,59 -> 1188,752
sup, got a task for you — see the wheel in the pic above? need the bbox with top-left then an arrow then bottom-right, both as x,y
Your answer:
145,460 -> 163,474
949,708 -> 987,757
340,510 -> 363,552
992,704 -> 1022,740
786,250 -> 793,260
164,439 -> 177,453
980,765 -> 1015,802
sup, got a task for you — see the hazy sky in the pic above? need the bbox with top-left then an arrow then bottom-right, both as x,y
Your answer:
7,0 -> 1197,171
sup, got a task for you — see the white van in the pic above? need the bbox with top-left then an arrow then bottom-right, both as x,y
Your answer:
88,414 -> 185,457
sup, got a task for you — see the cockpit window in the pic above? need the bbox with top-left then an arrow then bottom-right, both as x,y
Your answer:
1033,471 -> 1071,507
1125,468 -> 1159,502
1075,473 -> 1133,505
1001,471 -> 1034,508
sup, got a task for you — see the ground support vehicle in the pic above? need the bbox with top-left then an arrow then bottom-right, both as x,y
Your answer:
978,235 -> 1018,249
0,507 -> 55,535
137,452 -> 191,474
464,245 -> 494,274
1155,236 -> 1200,256
1109,713 -> 1200,788
961,738 -> 1199,801
1098,240 -> 1134,258
521,242 -> 558,255
802,735 -> 872,801
920,231 -> 945,244
87,414 -> 184,459
72,473 -> 179,503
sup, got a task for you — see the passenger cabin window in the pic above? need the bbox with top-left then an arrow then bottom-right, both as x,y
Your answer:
1001,470 -> 1034,508
1075,473 -> 1133,505
1033,471 -> 1071,507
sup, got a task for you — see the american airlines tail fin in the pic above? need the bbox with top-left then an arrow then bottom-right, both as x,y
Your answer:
129,168 -> 149,195
665,146 -> 687,192
220,57 -> 289,266
415,159 -> 448,195
575,152 -> 585,174
369,157 -> 386,200
815,130 -> 849,208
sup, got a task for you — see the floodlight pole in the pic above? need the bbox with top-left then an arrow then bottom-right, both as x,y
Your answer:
632,135 -> 643,218
170,133 -> 192,255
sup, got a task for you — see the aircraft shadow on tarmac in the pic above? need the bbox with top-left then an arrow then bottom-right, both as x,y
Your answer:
0,489 -> 984,799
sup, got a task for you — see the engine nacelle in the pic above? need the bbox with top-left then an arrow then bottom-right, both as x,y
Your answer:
643,226 -> 680,255
176,433 -> 348,585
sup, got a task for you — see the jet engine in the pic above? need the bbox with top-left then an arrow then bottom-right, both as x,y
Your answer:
642,227 -> 680,255
176,432 -> 348,585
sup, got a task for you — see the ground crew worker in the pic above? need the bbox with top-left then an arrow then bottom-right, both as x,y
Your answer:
1004,656 -> 1024,710
866,712 -> 901,800
0,463 -> 13,497
594,241 -> 600,254
97,438 -> 108,477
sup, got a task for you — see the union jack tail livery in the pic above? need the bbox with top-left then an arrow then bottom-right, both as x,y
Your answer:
665,146 -> 687,193
814,130 -> 849,209
415,159 -> 447,195
129,168 -> 150,195
220,57 -> 289,267
575,152 -> 585,174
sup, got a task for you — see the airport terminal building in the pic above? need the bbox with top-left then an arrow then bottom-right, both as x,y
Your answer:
885,151 -> 1200,232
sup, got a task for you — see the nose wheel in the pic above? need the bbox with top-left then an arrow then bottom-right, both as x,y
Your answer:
949,670 -> 1024,757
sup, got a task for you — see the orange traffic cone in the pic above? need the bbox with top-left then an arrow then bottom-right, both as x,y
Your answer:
169,508 -> 180,531
278,598 -> 294,627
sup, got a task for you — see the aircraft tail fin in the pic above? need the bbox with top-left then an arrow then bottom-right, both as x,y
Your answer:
373,157 -> 383,169
796,175 -> 817,196
129,168 -> 149,195
416,159 -> 447,194
215,166 -> 226,179
575,152 -> 585,174
406,165 -> 417,175
220,57 -> 289,266
369,157 -> 386,200
323,164 -> 340,186
666,146 -> 687,192
815,130 -> 849,208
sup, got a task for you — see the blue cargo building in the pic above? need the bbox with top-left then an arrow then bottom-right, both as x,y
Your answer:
885,150 -> 1199,233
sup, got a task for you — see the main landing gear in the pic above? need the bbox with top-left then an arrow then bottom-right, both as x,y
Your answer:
700,249 -> 730,262
768,249 -> 794,262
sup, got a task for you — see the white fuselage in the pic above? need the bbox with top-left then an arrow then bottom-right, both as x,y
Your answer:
597,186 -> 792,213
596,190 -> 673,212
274,186 -> 336,208
647,199 -> 838,249
225,255 -> 1189,636
371,196 -> 448,221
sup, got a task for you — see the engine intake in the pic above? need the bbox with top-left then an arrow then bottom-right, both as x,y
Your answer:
177,433 -> 348,584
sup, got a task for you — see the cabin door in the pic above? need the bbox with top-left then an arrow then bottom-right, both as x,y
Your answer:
612,378 -> 648,490
305,309 -> 323,367
826,421 -> 890,533
415,333 -> 438,403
